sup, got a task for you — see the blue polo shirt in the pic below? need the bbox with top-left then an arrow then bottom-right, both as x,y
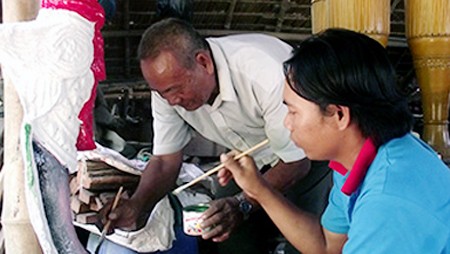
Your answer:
322,133 -> 450,253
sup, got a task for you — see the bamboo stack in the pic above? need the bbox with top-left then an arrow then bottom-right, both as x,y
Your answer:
70,160 -> 140,224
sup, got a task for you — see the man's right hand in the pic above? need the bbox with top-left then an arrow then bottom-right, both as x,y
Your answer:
98,197 -> 150,234
96,151 -> 183,235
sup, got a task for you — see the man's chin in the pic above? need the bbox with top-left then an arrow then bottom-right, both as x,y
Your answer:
182,103 -> 202,111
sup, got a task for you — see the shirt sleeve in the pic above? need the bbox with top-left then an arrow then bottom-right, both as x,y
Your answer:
321,185 -> 350,234
151,91 -> 192,155
249,53 -> 306,163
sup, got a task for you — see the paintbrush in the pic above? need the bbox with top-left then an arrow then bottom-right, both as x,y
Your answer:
172,139 -> 269,195
95,186 -> 124,254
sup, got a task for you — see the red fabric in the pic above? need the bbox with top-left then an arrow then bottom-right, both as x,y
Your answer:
328,138 -> 377,195
41,0 -> 106,150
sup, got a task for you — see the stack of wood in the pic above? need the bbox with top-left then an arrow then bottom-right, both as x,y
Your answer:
70,160 -> 140,225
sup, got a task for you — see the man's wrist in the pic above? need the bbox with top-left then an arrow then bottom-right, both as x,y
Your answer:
234,193 -> 254,220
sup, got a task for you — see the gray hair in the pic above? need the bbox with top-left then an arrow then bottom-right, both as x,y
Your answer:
137,18 -> 209,69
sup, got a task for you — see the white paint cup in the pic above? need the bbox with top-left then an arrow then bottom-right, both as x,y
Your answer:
182,203 -> 210,236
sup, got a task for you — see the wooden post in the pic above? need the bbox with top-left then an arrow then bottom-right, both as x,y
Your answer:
1,0 -> 42,253
405,0 -> 450,161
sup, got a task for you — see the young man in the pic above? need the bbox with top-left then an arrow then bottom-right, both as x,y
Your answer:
219,28 -> 450,253
101,18 -> 331,253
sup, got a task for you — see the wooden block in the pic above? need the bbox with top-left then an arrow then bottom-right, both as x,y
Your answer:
98,189 -> 130,204
81,174 -> 139,191
78,188 -> 97,205
99,192 -> 116,204
70,196 -> 90,214
77,160 -> 87,189
75,212 -> 98,224
90,197 -> 104,212
87,167 -> 134,178
69,175 -> 80,196
86,160 -> 113,171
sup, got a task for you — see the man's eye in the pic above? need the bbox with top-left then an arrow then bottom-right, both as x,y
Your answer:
163,87 -> 176,95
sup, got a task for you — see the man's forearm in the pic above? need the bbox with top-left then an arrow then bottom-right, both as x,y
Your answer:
130,153 -> 183,213
253,183 -> 328,254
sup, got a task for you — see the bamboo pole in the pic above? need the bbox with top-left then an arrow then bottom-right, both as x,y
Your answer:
1,0 -> 42,253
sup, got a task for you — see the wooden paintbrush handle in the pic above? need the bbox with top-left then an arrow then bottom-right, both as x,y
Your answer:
172,139 -> 269,195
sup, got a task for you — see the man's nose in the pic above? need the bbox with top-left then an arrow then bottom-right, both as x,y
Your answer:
283,115 -> 292,131
167,95 -> 181,106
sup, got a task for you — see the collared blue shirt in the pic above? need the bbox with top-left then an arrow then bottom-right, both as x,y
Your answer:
322,133 -> 450,253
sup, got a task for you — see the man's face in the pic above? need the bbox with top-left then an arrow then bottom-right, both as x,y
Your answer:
140,50 -> 215,111
283,83 -> 339,160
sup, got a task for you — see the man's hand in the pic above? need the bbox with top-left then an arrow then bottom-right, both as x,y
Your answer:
97,197 -> 150,234
199,197 -> 243,242
218,152 -> 269,199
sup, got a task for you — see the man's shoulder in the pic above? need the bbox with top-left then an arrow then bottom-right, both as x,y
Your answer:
207,33 -> 291,52
207,33 -> 283,42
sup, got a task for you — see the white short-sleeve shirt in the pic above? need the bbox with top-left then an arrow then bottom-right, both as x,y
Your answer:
152,33 -> 306,168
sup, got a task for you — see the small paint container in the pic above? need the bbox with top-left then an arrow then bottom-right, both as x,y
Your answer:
182,203 -> 210,236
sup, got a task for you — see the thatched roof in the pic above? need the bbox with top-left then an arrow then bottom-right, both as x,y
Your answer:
0,1 -> 413,87
100,0 -> 413,88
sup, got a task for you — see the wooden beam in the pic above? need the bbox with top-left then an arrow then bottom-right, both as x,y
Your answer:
224,0 -> 237,29
275,0 -> 290,32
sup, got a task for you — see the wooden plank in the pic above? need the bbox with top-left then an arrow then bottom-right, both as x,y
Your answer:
78,188 -> 97,205
89,197 -> 104,212
70,196 -> 91,214
81,174 -> 139,191
75,212 -> 98,224
86,160 -> 113,171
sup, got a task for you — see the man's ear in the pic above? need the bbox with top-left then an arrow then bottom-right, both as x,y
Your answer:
195,51 -> 214,74
328,104 -> 351,130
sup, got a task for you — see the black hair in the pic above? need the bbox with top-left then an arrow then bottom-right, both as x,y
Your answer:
284,28 -> 413,147
137,17 -> 209,69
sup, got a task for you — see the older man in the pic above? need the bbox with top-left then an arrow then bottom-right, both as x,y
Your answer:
102,18 -> 331,254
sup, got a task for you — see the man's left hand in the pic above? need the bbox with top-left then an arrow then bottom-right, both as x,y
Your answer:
199,197 -> 243,242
